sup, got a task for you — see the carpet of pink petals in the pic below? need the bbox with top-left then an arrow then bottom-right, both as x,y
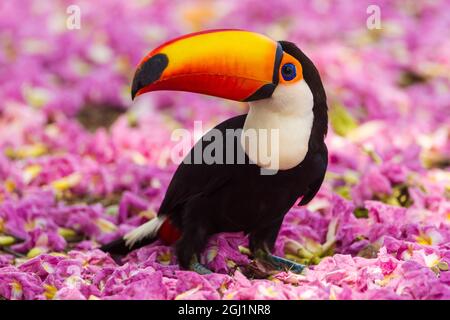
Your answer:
0,0 -> 449,300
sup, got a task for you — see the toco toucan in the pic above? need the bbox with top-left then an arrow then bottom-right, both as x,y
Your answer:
101,29 -> 328,274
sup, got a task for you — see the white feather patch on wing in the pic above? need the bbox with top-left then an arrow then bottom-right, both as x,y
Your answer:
124,216 -> 166,248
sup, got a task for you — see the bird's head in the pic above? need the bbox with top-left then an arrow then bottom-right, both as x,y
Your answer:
132,29 -> 327,140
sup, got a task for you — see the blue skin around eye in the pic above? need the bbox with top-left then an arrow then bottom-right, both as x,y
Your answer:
281,63 -> 296,81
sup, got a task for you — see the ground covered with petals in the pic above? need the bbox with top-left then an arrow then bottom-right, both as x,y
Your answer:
0,0 -> 449,300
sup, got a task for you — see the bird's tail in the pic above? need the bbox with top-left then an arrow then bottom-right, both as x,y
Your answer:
100,216 -> 167,255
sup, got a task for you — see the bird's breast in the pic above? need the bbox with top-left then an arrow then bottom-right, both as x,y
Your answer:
241,110 -> 314,171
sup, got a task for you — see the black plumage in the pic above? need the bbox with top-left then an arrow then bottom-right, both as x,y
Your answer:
102,41 -> 328,269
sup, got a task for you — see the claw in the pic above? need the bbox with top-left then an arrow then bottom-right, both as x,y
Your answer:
189,261 -> 213,274
247,249 -> 306,277
268,254 -> 305,274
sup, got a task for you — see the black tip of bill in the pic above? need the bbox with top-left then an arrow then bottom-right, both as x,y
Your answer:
131,53 -> 169,100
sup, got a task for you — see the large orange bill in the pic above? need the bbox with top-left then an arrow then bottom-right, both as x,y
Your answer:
131,29 -> 283,102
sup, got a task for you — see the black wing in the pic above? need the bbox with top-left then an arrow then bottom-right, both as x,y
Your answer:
298,144 -> 328,206
158,114 -> 247,215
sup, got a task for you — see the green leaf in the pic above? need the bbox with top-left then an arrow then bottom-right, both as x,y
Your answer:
335,185 -> 352,200
353,207 -> 369,218
329,104 -> 359,137
0,235 -> 15,246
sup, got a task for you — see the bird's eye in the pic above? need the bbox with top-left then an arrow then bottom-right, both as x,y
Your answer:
281,63 -> 296,81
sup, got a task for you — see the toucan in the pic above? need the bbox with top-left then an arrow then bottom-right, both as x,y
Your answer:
101,29 -> 328,274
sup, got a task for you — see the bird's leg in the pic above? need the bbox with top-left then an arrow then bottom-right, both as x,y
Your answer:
175,221 -> 212,274
249,222 -> 306,275
251,246 -> 305,274
266,254 -> 305,274
189,256 -> 212,275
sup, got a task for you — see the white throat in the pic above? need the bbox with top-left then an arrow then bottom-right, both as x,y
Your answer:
241,80 -> 314,171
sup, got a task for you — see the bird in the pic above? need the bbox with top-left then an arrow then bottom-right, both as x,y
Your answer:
101,29 -> 328,274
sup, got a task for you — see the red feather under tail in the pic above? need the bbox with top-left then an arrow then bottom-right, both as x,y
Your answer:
157,218 -> 181,245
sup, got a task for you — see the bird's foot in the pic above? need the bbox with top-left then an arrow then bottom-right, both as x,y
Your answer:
243,250 -> 305,278
267,254 -> 305,274
189,258 -> 213,274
